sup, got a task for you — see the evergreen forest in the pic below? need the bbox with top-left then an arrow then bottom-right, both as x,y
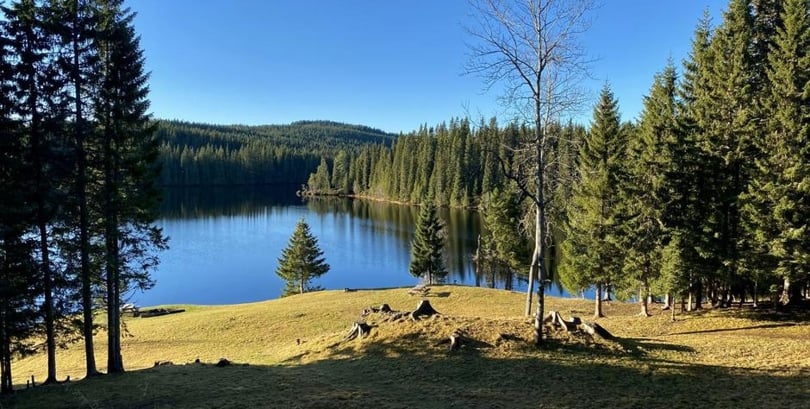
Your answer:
303,0 -> 810,314
1,0 -> 808,399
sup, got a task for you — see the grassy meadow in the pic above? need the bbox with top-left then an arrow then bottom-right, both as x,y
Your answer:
4,286 -> 810,408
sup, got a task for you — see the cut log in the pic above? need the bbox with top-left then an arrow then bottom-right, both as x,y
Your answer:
411,299 -> 440,320
344,321 -> 373,341
579,322 -> 615,340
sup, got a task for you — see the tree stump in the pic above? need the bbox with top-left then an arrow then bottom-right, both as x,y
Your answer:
579,322 -> 615,340
448,330 -> 463,351
344,321 -> 373,341
411,299 -> 440,320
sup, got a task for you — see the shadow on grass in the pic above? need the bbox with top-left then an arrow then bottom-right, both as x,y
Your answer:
678,304 -> 810,322
6,336 -> 809,409
667,322 -> 797,336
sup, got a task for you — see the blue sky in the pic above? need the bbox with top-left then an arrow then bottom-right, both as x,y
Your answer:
129,0 -> 729,133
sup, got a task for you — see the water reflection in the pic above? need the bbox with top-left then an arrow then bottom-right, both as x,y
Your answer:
146,186 -> 528,306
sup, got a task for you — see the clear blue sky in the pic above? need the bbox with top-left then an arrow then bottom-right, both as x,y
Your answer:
129,0 -> 729,134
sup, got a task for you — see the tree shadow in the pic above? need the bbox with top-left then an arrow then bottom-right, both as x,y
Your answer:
7,344 -> 809,409
667,323 -> 797,336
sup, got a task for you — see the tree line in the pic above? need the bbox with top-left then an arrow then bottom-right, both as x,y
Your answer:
306,0 -> 810,318
156,120 -> 395,186
0,0 -> 165,393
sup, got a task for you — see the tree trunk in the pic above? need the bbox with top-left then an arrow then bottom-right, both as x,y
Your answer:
780,276 -> 793,306
753,281 -> 758,308
594,283 -> 604,318
38,218 -> 57,384
0,309 -> 12,394
525,261 -> 535,316
533,130 -> 548,346
640,289 -> 650,317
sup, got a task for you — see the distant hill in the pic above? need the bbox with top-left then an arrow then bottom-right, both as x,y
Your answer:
156,120 -> 397,186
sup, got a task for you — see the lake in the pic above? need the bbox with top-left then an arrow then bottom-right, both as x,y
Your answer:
135,185 -> 535,306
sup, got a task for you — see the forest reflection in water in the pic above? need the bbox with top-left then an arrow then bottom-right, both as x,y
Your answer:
148,185 -> 552,306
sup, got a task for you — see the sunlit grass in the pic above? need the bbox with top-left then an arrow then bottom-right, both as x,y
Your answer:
6,286 -> 810,408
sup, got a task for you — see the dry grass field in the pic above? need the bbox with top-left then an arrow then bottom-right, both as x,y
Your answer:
4,286 -> 810,408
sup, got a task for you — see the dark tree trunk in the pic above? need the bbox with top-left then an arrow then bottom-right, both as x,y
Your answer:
0,309 -> 12,394
72,9 -> 98,377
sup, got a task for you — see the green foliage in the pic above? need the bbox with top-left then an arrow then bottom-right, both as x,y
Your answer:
478,188 -> 530,276
742,0 -> 810,304
559,85 -> 626,298
276,218 -> 330,297
409,202 -> 447,284
157,120 -> 394,187
616,63 -> 679,307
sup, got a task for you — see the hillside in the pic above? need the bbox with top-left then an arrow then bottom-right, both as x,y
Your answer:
5,286 -> 810,408
157,120 -> 397,186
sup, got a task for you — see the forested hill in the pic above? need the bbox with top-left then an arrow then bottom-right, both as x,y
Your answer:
157,120 -> 396,186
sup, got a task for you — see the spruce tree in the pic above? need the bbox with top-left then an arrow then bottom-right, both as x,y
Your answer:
0,18 -> 40,392
560,84 -> 625,318
276,218 -> 329,297
618,63 -> 679,316
678,11 -> 719,310
702,0 -> 757,307
93,0 -> 167,374
2,0 -> 68,384
409,201 -> 447,285
743,0 -> 809,306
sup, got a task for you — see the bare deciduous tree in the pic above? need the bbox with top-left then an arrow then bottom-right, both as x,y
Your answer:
466,0 -> 594,345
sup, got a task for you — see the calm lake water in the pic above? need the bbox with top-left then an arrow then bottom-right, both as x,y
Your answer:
136,185 -> 539,306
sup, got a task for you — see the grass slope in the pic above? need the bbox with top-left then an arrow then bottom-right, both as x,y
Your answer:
5,286 -> 810,408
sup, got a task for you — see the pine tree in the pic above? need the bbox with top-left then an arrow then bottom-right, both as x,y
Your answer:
0,18 -> 40,392
409,201 -> 447,285
2,0 -> 69,384
52,0 -> 102,377
93,0 -> 167,374
743,0 -> 809,306
618,63 -> 679,316
560,84 -> 625,318
479,188 -> 530,277
678,10 -> 719,310
701,0 -> 757,307
276,218 -> 330,297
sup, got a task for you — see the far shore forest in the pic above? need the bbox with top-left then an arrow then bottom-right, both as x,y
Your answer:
1,0 -> 809,398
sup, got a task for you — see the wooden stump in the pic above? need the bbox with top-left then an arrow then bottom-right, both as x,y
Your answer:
448,330 -> 463,351
579,322 -> 615,340
344,321 -> 373,341
411,299 -> 440,320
